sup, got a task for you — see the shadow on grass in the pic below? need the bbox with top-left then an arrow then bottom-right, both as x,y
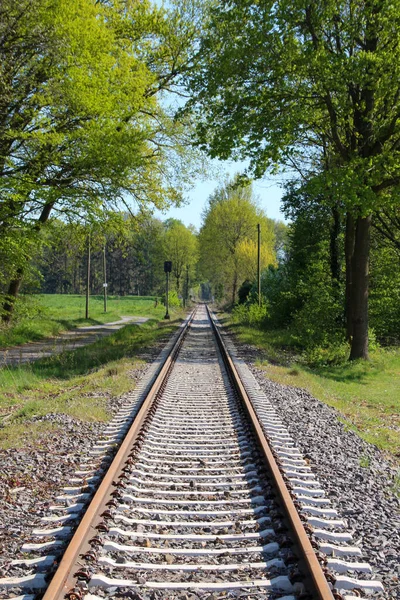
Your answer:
66,317 -> 108,327
309,359 -> 381,385
2,317 -> 181,384
52,317 -> 106,330
224,318 -> 382,386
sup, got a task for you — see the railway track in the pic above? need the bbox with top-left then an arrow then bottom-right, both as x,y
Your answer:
0,305 -> 383,600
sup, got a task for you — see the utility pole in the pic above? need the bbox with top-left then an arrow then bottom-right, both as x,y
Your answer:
257,223 -> 261,307
186,264 -> 190,307
85,232 -> 91,319
103,245 -> 107,313
164,261 -> 172,319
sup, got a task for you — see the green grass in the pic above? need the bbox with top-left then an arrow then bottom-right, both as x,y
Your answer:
225,318 -> 400,461
0,311 -> 184,449
0,294 -> 166,348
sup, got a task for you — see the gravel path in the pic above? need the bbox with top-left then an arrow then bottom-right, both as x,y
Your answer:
0,316 -> 149,366
230,338 -> 400,599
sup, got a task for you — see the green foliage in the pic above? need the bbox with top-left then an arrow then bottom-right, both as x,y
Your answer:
238,280 -> 252,304
228,176 -> 400,363
260,265 -> 295,329
369,240 -> 400,343
199,176 -> 276,304
0,0 -> 208,318
187,0 -> 400,360
259,201 -> 345,351
290,263 -> 344,349
232,300 -> 269,328
163,221 -> 198,294
161,290 -> 181,308
301,342 -> 350,368
30,215 -> 199,299
188,0 -> 400,206
0,295 -> 168,348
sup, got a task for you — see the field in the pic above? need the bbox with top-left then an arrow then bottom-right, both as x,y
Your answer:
0,294 -> 184,449
226,320 -> 400,461
0,294 -> 166,348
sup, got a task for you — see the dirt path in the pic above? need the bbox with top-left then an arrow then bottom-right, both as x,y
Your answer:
0,316 -> 149,366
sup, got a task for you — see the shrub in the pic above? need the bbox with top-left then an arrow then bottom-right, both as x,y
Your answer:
161,290 -> 181,308
232,297 -> 269,327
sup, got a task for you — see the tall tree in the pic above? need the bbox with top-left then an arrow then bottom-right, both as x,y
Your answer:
187,0 -> 400,359
0,0 -> 205,320
163,220 -> 198,294
199,178 -> 276,304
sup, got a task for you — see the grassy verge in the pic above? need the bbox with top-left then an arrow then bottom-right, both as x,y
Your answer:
0,311 -> 183,449
225,318 -> 400,461
0,294 -> 167,348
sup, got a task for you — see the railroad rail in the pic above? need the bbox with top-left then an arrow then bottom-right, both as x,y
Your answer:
0,305 -> 383,600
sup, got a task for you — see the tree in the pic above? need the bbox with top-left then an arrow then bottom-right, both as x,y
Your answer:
187,0 -> 400,359
163,220 -> 198,294
37,214 -> 169,297
0,0 -> 206,320
199,177 -> 276,304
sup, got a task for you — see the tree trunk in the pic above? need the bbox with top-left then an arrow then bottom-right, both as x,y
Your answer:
349,215 -> 371,360
2,201 -> 55,322
2,268 -> 24,322
329,206 -> 341,283
344,212 -> 355,341
232,273 -> 238,306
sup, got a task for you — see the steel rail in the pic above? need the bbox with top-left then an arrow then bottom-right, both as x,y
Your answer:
206,304 -> 335,600
42,309 -> 196,600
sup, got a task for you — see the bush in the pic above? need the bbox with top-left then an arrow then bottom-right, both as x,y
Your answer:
161,290 -> 181,308
232,298 -> 269,327
369,244 -> 400,343
290,269 -> 344,349
302,342 -> 349,366
260,265 -> 299,328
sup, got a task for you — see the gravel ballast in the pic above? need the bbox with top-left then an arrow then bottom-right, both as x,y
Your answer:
0,317 -> 399,600
230,337 -> 400,599
0,328 -> 174,580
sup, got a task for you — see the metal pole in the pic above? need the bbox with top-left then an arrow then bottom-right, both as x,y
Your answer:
103,245 -> 107,313
85,232 -> 91,319
257,223 -> 261,307
164,271 -> 170,319
186,264 -> 189,307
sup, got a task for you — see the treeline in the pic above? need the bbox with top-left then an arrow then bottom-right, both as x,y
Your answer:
32,217 -> 198,299
22,175 -> 283,309
33,176 -> 282,304
232,189 -> 400,362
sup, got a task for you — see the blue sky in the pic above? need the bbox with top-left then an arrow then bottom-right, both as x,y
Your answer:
154,159 -> 288,231
151,0 -> 288,230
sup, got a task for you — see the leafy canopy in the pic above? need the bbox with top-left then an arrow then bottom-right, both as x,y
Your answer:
199,177 -> 276,302
187,0 -> 400,212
